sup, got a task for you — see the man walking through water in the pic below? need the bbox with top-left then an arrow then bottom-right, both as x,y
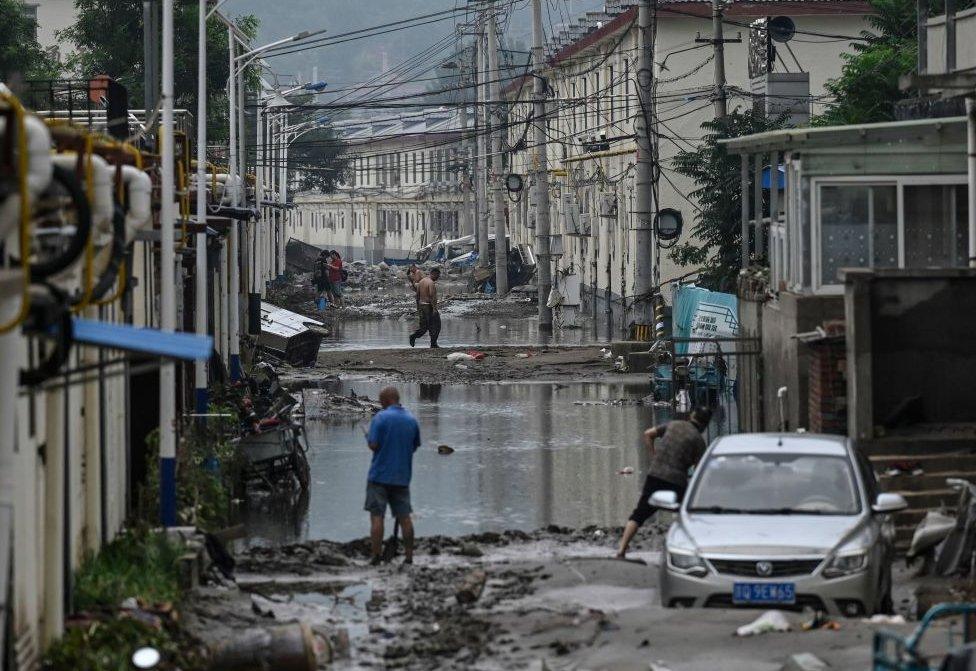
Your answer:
616,406 -> 712,558
365,386 -> 421,566
409,267 -> 441,348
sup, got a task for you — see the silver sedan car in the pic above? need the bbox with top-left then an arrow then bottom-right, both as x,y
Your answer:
656,433 -> 907,617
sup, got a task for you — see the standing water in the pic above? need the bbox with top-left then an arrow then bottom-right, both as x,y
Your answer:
242,378 -> 670,545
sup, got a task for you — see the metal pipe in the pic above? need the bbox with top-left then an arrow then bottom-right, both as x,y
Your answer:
159,0 -> 177,526
968,98 -> 976,267
255,101 -> 265,295
194,0 -> 208,413
741,154 -> 749,268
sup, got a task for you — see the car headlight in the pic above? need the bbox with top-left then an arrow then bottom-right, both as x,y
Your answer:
668,550 -> 708,577
823,550 -> 868,578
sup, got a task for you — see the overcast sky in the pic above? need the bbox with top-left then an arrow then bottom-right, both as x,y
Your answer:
227,0 -> 604,92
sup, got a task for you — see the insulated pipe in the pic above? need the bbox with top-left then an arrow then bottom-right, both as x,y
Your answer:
159,0 -> 178,527
0,114 -> 53,239
121,166 -> 152,241
195,0 -> 209,412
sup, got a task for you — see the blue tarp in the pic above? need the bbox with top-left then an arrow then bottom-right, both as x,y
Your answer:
72,319 -> 213,360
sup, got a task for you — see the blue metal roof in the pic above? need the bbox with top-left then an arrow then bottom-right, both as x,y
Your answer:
72,319 -> 213,360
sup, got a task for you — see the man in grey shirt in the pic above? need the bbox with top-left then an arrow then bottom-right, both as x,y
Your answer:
616,406 -> 712,559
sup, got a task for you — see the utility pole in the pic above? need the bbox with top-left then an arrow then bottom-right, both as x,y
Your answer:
227,30 -> 241,380
633,0 -> 655,325
470,37 -> 483,247
487,12 -> 508,295
459,81 -> 472,237
159,0 -> 177,526
476,20 -> 490,269
143,0 -> 160,113
194,0 -> 208,413
531,0 -> 552,328
696,0 -> 740,119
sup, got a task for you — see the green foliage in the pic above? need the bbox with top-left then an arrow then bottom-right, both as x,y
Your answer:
813,0 -> 918,126
140,405 -> 241,529
0,0 -> 60,82
59,1 -> 258,142
43,616 -> 206,671
669,109 -> 788,291
73,527 -> 183,611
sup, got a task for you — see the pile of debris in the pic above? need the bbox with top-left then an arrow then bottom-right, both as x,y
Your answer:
301,388 -> 381,420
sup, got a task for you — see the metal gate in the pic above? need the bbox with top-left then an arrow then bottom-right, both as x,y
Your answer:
647,336 -> 763,440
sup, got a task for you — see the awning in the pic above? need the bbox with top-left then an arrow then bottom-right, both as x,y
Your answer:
72,319 -> 213,360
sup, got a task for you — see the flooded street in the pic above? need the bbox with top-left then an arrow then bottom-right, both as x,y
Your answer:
244,377 -> 664,545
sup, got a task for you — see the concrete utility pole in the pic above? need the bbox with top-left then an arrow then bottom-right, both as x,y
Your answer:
531,0 -> 552,328
143,0 -> 160,113
487,12 -> 509,295
476,21 -> 490,269
194,0 -> 208,413
227,30 -> 241,380
709,0 -> 727,118
633,0 -> 656,324
159,0 -> 177,526
459,103 -> 471,237
696,0 -> 740,119
470,38 -> 483,246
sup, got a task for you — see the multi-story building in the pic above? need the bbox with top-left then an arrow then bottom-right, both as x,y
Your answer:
291,107 -> 469,262
503,0 -> 873,329
19,0 -> 77,62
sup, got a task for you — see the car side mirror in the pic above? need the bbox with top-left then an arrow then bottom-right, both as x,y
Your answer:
650,490 -> 680,511
872,493 -> 908,514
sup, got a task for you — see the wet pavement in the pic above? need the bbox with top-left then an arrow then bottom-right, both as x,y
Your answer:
242,377 -> 666,546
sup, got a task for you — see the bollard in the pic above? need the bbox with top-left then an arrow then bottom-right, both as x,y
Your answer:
210,622 -> 318,671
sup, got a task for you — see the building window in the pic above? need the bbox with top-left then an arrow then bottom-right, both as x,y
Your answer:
594,71 -> 601,126
23,4 -> 39,38
904,184 -> 968,267
819,184 -> 896,285
814,178 -> 969,288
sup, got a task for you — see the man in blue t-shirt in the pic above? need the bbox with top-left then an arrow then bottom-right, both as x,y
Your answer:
365,386 -> 421,565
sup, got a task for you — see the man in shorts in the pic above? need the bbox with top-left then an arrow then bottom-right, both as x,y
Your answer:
365,386 -> 421,565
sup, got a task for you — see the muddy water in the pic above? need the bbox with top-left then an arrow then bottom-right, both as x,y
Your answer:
243,378 -> 670,545
320,314 -> 611,351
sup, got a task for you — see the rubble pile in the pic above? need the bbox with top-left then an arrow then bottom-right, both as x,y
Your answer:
301,389 -> 381,420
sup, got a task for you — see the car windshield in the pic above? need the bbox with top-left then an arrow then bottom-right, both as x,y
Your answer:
687,453 -> 861,515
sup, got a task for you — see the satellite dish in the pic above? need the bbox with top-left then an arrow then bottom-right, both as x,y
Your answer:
768,16 -> 796,43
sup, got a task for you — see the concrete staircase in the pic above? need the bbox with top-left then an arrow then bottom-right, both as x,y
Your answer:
863,429 -> 976,552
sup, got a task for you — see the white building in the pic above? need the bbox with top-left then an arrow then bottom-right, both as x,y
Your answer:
291,107 -> 469,262
20,0 -> 77,62
503,0 -> 872,330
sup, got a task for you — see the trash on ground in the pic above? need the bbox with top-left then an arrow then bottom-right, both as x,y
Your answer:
437,445 -> 455,455
455,569 -> 488,604
862,614 -> 907,625
466,350 -> 486,360
446,352 -> 476,362
780,652 -> 829,671
735,610 -> 792,637
801,611 -> 840,630
618,466 -> 635,475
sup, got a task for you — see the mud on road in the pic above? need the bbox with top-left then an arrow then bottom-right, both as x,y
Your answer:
299,346 -> 613,384
185,525 -> 913,670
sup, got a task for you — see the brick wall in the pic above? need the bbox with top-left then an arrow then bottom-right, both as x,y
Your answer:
808,338 -> 847,435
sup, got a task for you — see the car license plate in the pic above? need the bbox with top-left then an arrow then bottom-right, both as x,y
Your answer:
732,582 -> 796,605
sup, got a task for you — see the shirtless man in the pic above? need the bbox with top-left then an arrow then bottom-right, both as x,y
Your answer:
409,267 -> 441,348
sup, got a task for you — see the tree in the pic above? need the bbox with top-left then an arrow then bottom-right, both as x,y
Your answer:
813,0 -> 917,126
668,109 -> 787,291
0,0 -> 60,82
59,0 -> 257,141
284,93 -> 348,195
